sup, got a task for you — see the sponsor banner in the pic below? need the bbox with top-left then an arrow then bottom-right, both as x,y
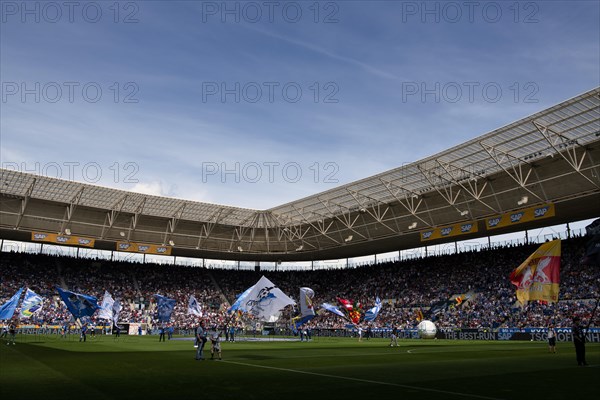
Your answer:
420,221 -> 478,242
128,323 -> 141,335
31,232 -> 95,247
438,328 -> 600,342
485,203 -> 555,230
116,241 -> 172,255
115,323 -> 130,335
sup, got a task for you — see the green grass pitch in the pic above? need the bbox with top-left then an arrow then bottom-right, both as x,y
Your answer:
1,335 -> 597,399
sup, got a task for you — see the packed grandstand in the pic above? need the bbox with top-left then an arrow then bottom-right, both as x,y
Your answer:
1,232 -> 598,335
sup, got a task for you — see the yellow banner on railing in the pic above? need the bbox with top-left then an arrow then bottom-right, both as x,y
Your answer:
31,232 -> 95,247
420,221 -> 478,242
485,203 -> 555,230
116,241 -> 172,256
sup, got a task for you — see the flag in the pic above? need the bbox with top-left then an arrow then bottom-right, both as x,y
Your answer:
427,299 -> 452,319
188,295 -> 203,316
228,284 -> 256,313
321,302 -> 349,321
154,294 -> 176,322
582,218 -> 600,266
452,291 -> 475,307
416,308 -> 424,322
56,287 -> 99,320
294,287 -> 316,328
98,291 -> 115,321
19,289 -> 43,319
242,276 -> 295,321
98,291 -> 122,325
112,299 -> 122,326
510,239 -> 561,305
337,297 -> 363,324
364,297 -> 382,322
0,287 -> 24,320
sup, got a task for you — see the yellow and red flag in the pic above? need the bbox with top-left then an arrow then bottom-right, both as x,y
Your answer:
510,240 -> 561,305
416,309 -> 424,322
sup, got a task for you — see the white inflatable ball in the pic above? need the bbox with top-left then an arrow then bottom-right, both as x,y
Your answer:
417,320 -> 437,339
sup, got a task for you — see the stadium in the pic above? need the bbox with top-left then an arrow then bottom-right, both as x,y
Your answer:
1,2 -> 599,400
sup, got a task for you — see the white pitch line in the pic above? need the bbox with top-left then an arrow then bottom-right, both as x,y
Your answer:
221,360 -> 504,400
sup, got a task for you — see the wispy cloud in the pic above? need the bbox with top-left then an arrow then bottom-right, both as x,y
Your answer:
1,1 -> 598,210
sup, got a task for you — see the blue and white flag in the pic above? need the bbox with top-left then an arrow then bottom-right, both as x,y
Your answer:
321,302 -> 349,321
154,294 -> 176,322
112,299 -> 122,326
56,287 -> 99,320
19,289 -> 43,319
364,297 -> 382,322
0,287 -> 24,320
228,284 -> 256,313
188,295 -> 203,316
98,291 -> 115,321
242,276 -> 295,321
295,287 -> 316,328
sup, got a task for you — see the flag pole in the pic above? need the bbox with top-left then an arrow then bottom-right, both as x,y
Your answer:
585,296 -> 600,332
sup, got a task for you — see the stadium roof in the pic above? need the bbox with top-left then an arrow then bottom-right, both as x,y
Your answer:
1,88 -> 599,261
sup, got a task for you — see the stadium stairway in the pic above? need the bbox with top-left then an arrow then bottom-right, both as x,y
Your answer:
206,270 -> 232,308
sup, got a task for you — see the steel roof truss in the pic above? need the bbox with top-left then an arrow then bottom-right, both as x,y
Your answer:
15,178 -> 36,230
317,197 -> 368,241
435,159 -> 499,214
380,178 -> 432,228
417,163 -> 463,213
100,194 -> 128,239
163,202 -> 187,246
59,186 -> 85,235
534,121 -> 600,189
480,141 -> 546,204
126,197 -> 147,242
291,205 -> 340,245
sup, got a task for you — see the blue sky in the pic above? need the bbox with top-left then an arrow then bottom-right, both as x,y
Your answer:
1,0 -> 599,209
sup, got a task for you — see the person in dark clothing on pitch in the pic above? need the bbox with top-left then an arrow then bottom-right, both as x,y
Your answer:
572,317 -> 587,366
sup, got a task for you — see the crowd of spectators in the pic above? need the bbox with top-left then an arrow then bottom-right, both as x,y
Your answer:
0,235 -> 598,332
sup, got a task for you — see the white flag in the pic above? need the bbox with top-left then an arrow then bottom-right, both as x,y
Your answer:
98,291 -> 115,321
243,276 -> 295,321
294,287 -> 316,328
112,299 -> 122,325
188,295 -> 203,316
299,287 -> 315,318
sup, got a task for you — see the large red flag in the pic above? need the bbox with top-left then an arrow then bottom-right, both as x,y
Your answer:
510,240 -> 560,305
